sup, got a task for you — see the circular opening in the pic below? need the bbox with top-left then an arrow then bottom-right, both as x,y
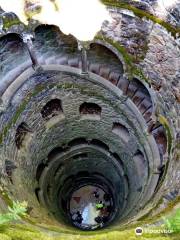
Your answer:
67,184 -> 115,230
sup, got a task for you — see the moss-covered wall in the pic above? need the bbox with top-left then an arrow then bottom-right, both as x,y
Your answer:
0,1 -> 179,239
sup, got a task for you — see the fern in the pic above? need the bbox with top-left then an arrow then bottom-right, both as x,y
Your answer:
163,208 -> 180,233
0,201 -> 27,225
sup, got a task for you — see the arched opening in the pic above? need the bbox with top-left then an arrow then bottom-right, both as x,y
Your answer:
112,123 -> 130,143
35,24 -> 78,49
36,162 -> 47,182
80,102 -> 101,120
47,147 -> 64,162
15,122 -> 32,149
41,99 -> 63,120
89,43 -> 124,85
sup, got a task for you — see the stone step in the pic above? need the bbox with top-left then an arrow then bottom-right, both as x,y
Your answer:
117,77 -> 130,94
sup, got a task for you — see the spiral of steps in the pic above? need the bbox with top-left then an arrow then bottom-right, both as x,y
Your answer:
0,25 -> 168,230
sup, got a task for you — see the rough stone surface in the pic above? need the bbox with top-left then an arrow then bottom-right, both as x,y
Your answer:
0,0 -> 179,231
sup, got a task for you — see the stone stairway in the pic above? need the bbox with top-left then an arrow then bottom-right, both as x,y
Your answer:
0,29 -> 167,163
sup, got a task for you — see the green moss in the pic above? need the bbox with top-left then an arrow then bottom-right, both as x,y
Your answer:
1,0 -> 179,39
95,35 -> 134,65
0,188 -> 13,208
101,0 -> 180,38
163,208 -> 180,233
158,115 -> 173,154
57,83 -> 78,90
0,223 -> 178,240
138,197 -> 180,224
0,81 -> 99,145
31,84 -> 46,97
0,197 -> 179,240
95,35 -> 150,84
0,81 -> 113,145
0,233 -> 11,240
0,201 -> 27,225
0,100 -> 28,144
3,225 -> 47,240
131,67 -> 150,86
1,16 -> 21,30
0,84 -> 46,145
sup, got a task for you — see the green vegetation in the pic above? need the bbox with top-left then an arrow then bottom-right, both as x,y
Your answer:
138,196 -> 180,226
1,16 -> 21,30
101,0 -> 180,38
159,115 -> 173,154
0,187 -> 13,207
1,0 -> 179,39
95,35 -> 150,84
95,35 -> 135,65
0,195 -> 179,240
0,222 -> 178,240
0,84 -> 47,144
0,201 -> 27,225
96,203 -> 104,209
163,208 -> 180,233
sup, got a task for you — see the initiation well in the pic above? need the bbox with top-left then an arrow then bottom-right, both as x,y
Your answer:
0,0 -> 179,236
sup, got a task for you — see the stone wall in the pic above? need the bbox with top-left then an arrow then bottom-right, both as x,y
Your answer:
0,0 -> 179,233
